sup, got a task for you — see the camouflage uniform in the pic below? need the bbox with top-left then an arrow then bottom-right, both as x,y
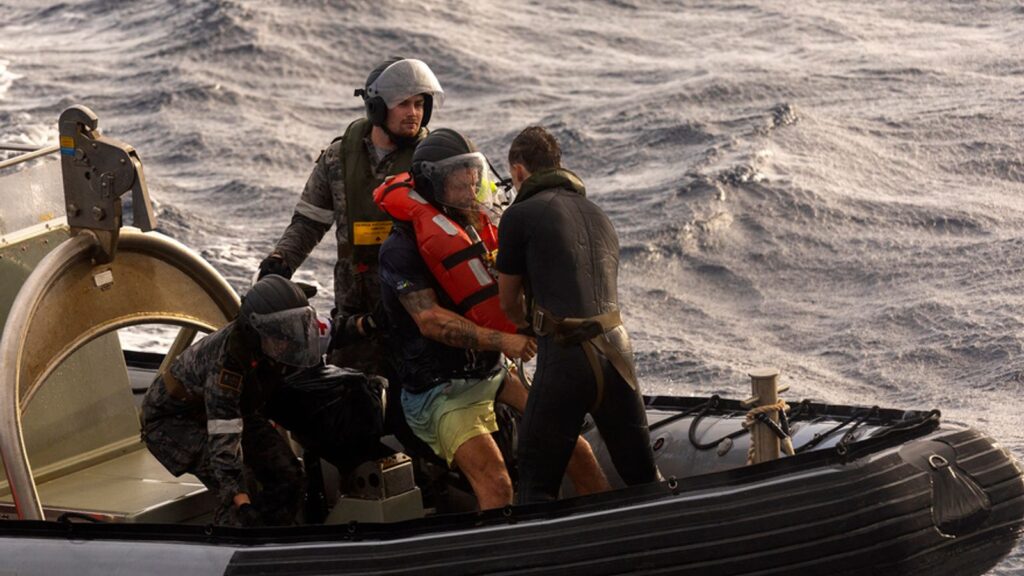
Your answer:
270,119 -> 422,373
140,324 -> 304,526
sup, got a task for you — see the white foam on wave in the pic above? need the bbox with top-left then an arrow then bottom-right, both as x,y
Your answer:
0,59 -> 21,101
0,113 -> 52,149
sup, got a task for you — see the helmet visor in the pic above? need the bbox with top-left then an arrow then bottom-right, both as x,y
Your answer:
368,59 -> 446,110
248,306 -> 322,368
426,152 -> 499,210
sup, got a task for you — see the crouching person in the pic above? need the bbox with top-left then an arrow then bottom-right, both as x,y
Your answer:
141,275 -> 319,527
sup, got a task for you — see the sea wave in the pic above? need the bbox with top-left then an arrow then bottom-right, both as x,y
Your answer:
0,59 -> 20,102
2,5 -> 1024,568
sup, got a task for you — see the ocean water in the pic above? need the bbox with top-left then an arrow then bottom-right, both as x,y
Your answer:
1,0 -> 1022,571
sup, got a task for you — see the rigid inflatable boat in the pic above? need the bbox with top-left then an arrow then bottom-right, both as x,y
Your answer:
0,107 -> 1021,575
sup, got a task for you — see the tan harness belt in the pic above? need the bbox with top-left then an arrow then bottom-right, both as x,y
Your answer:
531,306 -> 638,412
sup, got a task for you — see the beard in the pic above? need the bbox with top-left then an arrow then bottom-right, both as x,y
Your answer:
446,205 -> 483,231
385,126 -> 420,149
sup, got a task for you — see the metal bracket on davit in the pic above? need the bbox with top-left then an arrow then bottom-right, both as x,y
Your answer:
58,105 -> 157,264
0,105 -> 241,520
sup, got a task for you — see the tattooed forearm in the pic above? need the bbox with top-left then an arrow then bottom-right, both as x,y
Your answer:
486,330 -> 502,351
401,287 -> 506,351
438,317 -> 480,349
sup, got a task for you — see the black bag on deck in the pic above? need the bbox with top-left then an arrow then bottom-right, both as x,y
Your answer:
267,364 -> 387,470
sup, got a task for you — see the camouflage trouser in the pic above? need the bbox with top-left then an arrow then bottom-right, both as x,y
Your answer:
142,413 -> 304,526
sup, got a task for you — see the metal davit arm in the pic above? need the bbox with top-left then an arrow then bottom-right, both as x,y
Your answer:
0,106 -> 240,520
0,144 -> 60,170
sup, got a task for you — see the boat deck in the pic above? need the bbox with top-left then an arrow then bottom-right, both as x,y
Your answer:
1,447 -> 212,523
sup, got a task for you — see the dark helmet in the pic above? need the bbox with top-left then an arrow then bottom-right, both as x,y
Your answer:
237,275 -> 321,368
355,58 -> 444,129
239,274 -> 309,323
411,128 -> 480,206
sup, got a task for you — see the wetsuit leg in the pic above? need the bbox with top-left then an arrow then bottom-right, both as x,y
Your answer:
516,340 -> 591,504
590,366 -> 658,486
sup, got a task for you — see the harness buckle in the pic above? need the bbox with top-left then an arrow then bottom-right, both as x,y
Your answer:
531,308 -> 547,336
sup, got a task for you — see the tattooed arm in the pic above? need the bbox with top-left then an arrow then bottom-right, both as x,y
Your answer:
399,288 -> 537,361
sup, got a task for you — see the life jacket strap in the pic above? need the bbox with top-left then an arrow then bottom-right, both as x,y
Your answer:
456,283 -> 500,315
441,242 -> 487,270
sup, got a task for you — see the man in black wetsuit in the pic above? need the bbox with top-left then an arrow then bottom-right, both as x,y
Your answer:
497,126 -> 659,504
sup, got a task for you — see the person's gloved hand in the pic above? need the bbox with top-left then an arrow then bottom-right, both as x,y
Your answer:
328,306 -> 385,353
234,503 -> 263,527
257,253 -> 294,280
367,300 -> 387,335
329,314 -> 368,351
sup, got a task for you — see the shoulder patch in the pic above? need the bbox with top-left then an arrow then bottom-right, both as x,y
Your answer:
217,369 -> 244,394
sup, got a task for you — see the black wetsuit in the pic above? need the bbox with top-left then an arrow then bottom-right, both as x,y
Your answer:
496,168 -> 658,503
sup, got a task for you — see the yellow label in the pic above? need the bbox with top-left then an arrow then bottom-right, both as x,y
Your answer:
353,221 -> 393,245
59,136 -> 75,148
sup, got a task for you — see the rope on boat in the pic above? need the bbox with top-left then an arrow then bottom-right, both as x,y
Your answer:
744,399 -> 793,465
650,395 -> 719,434
685,396 -> 801,452
687,396 -> 756,450
794,406 -> 874,454
670,397 -> 937,460
835,406 -> 880,455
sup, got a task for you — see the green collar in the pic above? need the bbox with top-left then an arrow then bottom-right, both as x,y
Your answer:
513,168 -> 586,204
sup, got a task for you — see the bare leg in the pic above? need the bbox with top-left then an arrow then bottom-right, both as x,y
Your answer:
499,370 -> 611,498
452,433 -> 513,510
566,437 -> 611,496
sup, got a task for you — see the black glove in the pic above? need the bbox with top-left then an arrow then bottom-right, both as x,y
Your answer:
368,300 -> 387,335
257,253 -> 294,280
356,309 -> 382,337
330,314 -> 366,350
234,503 -> 263,527
328,308 -> 382,353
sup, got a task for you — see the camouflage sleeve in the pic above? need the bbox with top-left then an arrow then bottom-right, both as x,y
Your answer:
204,366 -> 246,505
271,141 -> 346,271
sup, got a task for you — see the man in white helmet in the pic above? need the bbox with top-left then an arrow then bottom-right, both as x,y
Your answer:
257,58 -> 444,375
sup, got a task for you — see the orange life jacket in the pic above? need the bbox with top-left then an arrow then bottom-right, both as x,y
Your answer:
373,172 -> 516,333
